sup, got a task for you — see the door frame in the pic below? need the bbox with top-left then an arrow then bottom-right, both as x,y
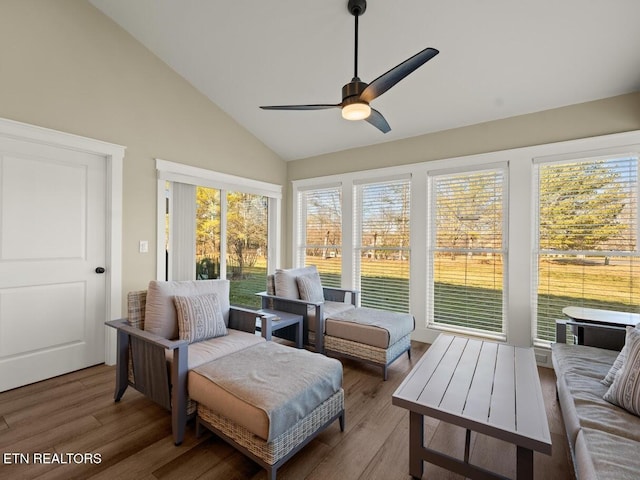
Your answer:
0,117 -> 124,366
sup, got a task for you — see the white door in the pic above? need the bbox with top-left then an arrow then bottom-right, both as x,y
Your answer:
0,136 -> 107,392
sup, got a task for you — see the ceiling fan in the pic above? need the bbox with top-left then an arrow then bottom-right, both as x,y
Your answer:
260,0 -> 439,133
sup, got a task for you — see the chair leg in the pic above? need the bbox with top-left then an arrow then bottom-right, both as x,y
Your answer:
171,345 -> 188,446
114,330 -> 129,402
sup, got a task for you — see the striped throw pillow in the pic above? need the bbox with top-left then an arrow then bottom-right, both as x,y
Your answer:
174,293 -> 227,343
604,326 -> 640,416
296,271 -> 324,303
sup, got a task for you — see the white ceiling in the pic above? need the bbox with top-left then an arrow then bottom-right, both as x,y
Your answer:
90,0 -> 640,161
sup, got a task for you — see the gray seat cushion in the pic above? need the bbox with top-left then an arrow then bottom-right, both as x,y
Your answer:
166,329 -> 265,371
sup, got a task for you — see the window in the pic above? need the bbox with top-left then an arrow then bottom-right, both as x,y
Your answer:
428,167 -> 507,336
297,186 -> 342,287
225,192 -> 269,307
292,131 -> 640,349
355,178 -> 410,312
157,160 -> 281,309
196,186 -> 221,280
534,155 -> 639,343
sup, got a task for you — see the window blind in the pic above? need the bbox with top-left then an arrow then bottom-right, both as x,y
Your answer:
298,186 -> 342,287
535,156 -> 639,342
355,179 -> 411,312
195,186 -> 221,281
429,168 -> 506,335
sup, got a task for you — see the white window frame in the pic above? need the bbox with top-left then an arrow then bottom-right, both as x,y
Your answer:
353,174 -> 412,312
426,163 -> 509,340
294,182 -> 343,274
156,159 -> 282,281
532,149 -> 640,346
292,130 -> 640,359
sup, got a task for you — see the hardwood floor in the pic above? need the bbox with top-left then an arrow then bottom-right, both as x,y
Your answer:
0,341 -> 573,480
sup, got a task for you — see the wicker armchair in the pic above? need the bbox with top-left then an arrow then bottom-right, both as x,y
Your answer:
106,279 -> 269,445
257,266 -> 358,353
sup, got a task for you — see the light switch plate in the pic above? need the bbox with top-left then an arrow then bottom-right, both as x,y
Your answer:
139,240 -> 149,253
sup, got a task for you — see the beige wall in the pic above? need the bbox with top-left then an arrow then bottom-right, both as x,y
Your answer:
284,92 -> 640,265
288,92 -> 640,180
3,1 -> 639,299
0,0 -> 286,304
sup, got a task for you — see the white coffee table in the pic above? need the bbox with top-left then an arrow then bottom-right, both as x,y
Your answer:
392,334 -> 551,480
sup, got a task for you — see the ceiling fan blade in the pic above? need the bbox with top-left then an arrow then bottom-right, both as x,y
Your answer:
260,104 -> 340,111
360,47 -> 439,103
365,108 -> 391,133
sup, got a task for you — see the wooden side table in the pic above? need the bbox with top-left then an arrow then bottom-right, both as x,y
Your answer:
256,309 -> 304,348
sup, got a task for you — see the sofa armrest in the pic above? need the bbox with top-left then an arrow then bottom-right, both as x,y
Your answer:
105,318 -> 188,445
106,319 -> 188,350
322,287 -> 359,306
229,306 -> 271,333
256,291 -> 322,308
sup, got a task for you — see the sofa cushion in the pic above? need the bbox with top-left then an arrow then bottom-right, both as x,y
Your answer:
274,266 -> 317,299
145,280 -> 230,339
296,270 -> 324,303
604,327 -> 640,416
174,293 -> 227,343
552,342 -> 640,480
325,307 -> 415,349
166,329 -> 264,371
575,427 -> 640,480
307,301 -> 355,333
552,344 -> 638,440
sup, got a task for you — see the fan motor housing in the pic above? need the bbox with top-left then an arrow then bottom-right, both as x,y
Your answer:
342,80 -> 368,104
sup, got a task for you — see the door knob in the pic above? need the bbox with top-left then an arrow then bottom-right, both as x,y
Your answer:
95,267 -> 106,274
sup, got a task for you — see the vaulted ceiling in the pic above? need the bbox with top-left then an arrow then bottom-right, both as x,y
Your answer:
90,0 -> 640,161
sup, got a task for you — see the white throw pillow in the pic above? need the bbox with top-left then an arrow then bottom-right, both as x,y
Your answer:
174,293 -> 227,343
296,271 -> 324,303
274,266 -> 317,299
603,326 -> 640,416
602,323 -> 640,386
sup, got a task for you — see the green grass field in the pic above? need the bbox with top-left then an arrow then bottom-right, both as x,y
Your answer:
225,255 -> 639,342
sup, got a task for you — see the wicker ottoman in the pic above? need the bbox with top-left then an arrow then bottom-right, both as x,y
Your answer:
324,307 -> 415,380
189,342 -> 344,480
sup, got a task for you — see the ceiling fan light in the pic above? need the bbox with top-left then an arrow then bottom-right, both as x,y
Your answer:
342,102 -> 371,121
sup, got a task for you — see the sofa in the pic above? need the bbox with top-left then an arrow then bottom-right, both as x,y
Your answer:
552,320 -> 640,479
258,266 -> 358,352
108,279 -> 345,479
259,266 -> 415,379
107,279 -> 267,445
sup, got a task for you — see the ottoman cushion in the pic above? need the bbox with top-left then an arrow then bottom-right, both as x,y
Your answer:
188,342 -> 342,442
325,307 -> 415,349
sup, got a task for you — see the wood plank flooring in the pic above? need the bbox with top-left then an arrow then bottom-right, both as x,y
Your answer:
0,341 -> 573,480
